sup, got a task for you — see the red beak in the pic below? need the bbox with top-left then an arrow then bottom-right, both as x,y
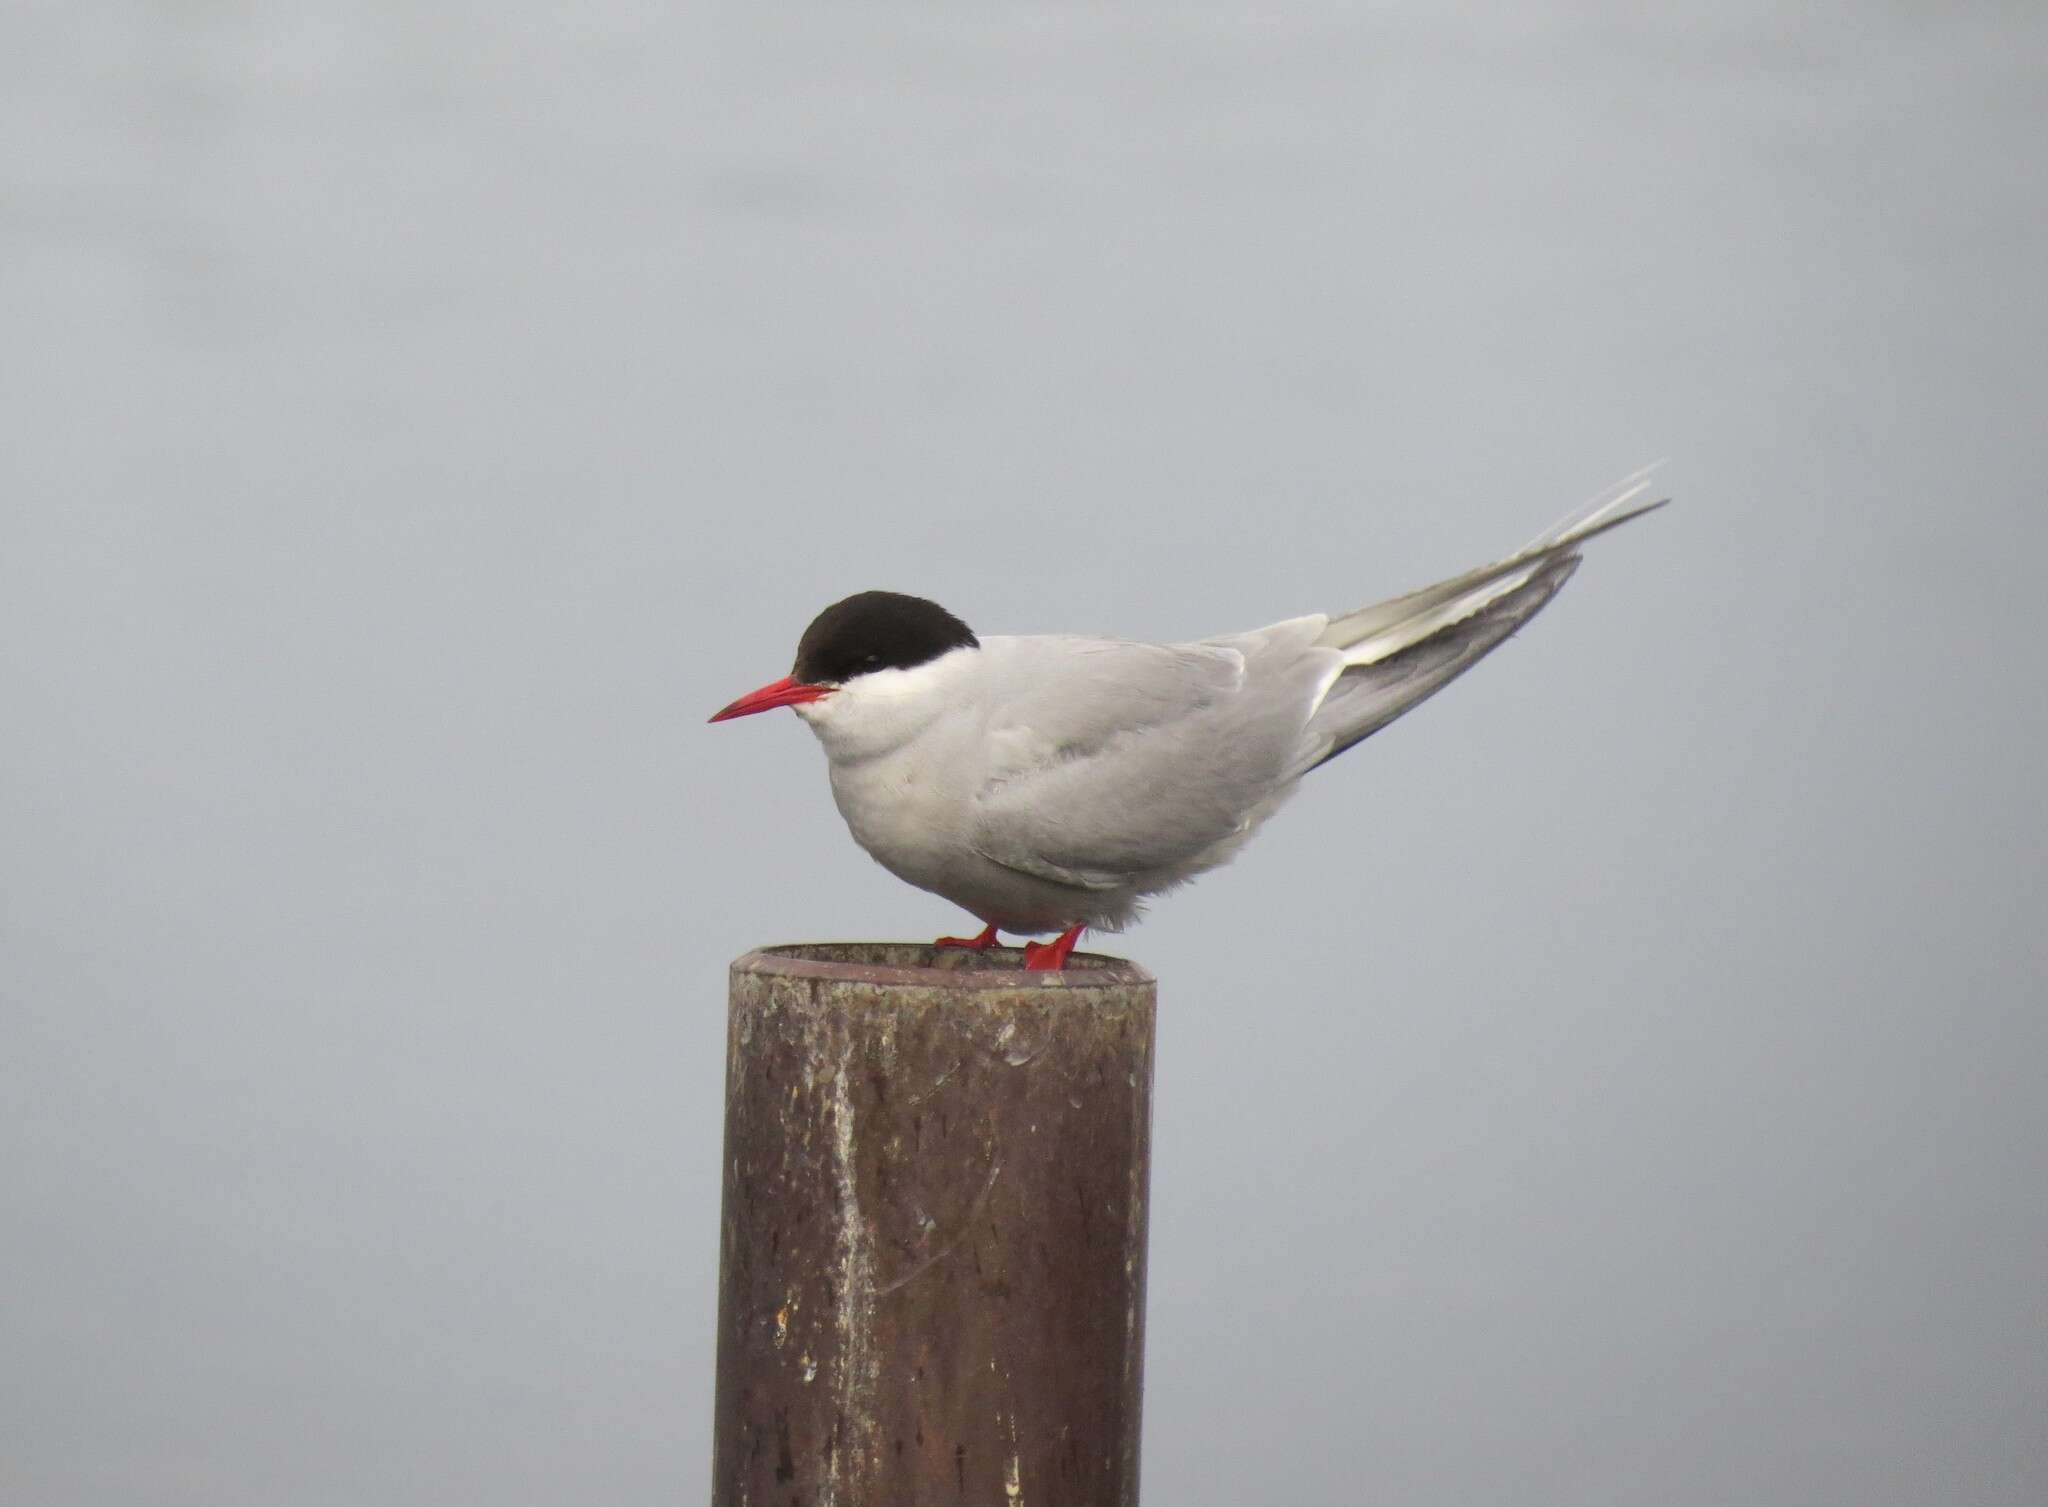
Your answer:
709,675 -> 834,723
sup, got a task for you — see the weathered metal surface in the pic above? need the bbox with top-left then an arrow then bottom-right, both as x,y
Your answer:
712,943 -> 1157,1507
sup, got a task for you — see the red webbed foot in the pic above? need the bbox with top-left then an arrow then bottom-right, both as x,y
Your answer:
1021,923 -> 1085,972
935,921 -> 1001,951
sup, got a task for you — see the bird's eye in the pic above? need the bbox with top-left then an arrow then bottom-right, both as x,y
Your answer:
860,654 -> 881,669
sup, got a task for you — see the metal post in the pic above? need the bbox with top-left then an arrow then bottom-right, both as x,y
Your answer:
712,943 -> 1156,1506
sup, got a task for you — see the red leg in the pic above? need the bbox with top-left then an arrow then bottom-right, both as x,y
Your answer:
935,921 -> 1001,950
1021,923 -> 1085,972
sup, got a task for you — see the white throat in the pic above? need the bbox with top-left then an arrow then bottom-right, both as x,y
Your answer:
794,644 -> 982,764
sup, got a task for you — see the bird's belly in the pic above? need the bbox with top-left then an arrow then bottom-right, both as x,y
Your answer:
825,759 -> 1097,932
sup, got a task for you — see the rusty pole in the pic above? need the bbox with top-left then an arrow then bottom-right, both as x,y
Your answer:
712,943 -> 1157,1507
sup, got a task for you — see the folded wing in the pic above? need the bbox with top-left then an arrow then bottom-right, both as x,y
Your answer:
969,469 -> 1666,886
969,628 -> 1341,889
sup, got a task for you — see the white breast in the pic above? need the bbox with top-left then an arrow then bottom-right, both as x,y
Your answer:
794,647 -> 986,889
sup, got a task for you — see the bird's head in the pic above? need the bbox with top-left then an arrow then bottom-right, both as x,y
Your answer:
709,591 -> 980,725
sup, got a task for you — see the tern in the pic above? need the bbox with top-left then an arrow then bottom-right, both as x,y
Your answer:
712,471 -> 1666,969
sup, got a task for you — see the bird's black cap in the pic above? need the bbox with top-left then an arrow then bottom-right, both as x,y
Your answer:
792,591 -> 979,686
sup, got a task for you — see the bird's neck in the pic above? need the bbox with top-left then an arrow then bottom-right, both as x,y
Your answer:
795,645 -> 980,766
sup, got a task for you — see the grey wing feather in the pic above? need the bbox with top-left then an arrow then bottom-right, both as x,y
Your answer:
1293,468 -> 1667,773
970,630 -> 1340,886
970,469 -> 1665,883
1293,553 -> 1580,775
1315,468 -> 1666,664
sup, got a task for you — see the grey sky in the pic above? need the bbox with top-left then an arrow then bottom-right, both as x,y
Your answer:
3,2 -> 2043,1503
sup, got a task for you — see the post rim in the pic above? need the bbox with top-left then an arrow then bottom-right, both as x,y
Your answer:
732,941 -> 1156,991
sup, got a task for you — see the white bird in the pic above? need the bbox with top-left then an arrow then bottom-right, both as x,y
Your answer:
712,471 -> 1666,969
